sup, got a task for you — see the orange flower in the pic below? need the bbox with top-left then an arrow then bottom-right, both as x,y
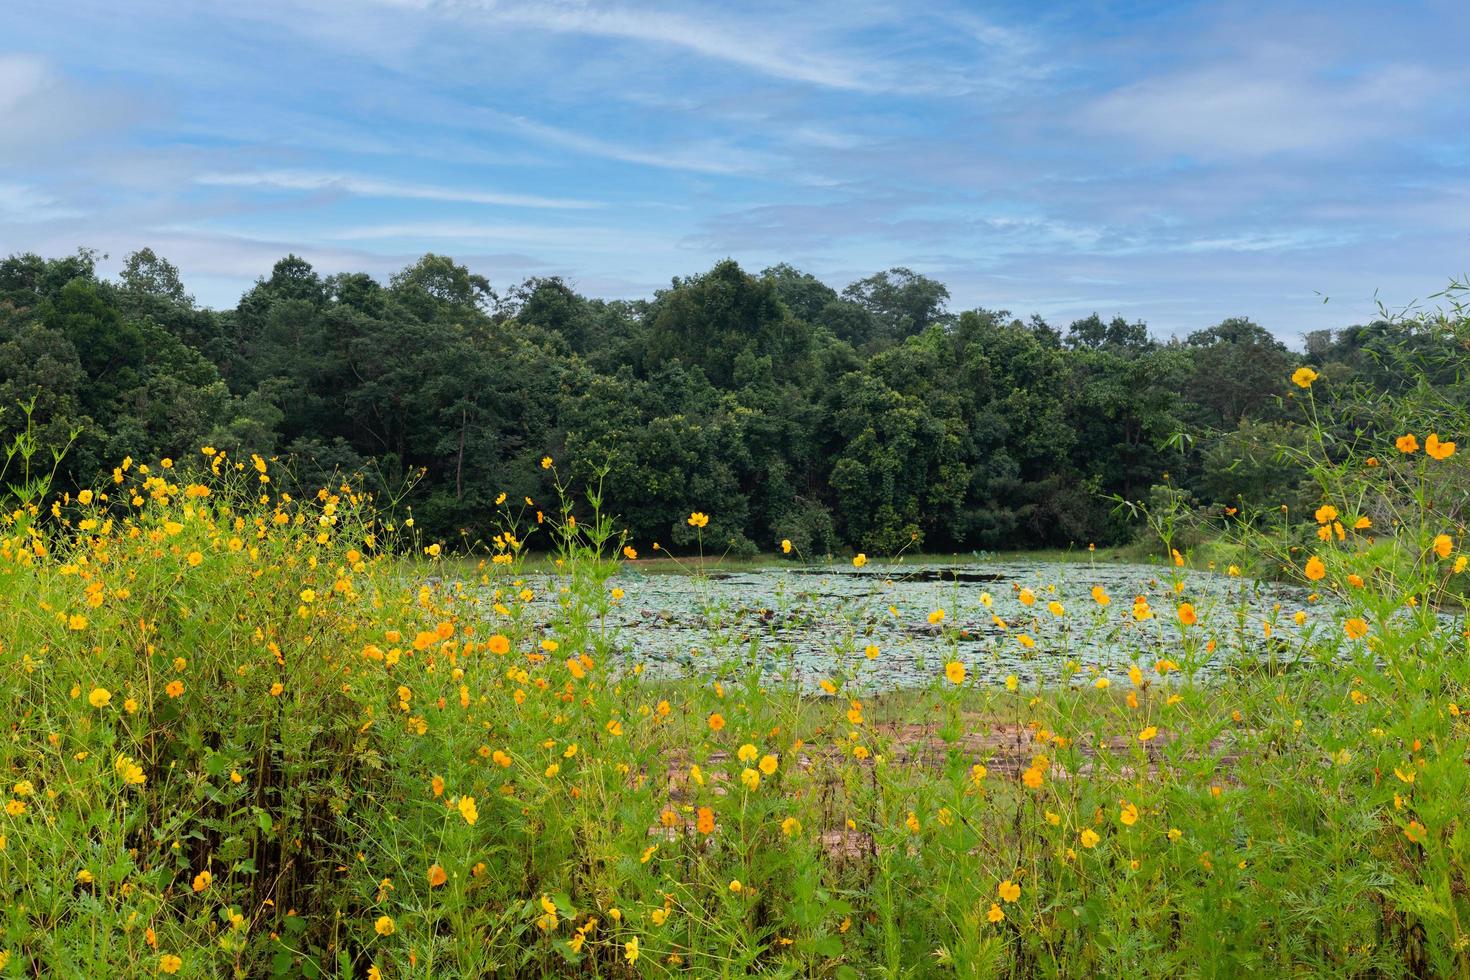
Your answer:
165,680 -> 185,698
1303,556 -> 1326,581
707,712 -> 725,732
696,806 -> 715,834
428,864 -> 448,888
1177,603 -> 1197,626
1425,433 -> 1456,460
1396,433 -> 1419,454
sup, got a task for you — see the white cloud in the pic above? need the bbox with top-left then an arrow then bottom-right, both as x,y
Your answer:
0,182 -> 83,221
194,170 -> 601,209
489,111 -> 775,176
1084,59 -> 1440,158
320,220 -> 671,252
419,0 -> 885,92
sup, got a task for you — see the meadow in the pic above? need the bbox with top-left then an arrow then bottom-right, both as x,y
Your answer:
1,366 -> 1468,979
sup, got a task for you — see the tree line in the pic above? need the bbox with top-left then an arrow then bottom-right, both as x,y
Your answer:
0,247 -> 1458,554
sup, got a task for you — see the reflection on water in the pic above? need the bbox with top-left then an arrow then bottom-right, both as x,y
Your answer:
542,560 -> 1323,690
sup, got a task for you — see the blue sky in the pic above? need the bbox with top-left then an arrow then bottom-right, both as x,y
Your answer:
2,0 -> 1467,341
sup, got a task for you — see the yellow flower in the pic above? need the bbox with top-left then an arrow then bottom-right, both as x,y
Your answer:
686,511 -> 709,528
781,539 -> 792,554
192,870 -> 212,892
1120,801 -> 1139,826
624,937 -> 639,962
1291,366 -> 1318,388
375,915 -> 395,936
88,687 -> 112,708
998,879 -> 1020,903
1080,828 -> 1100,848
458,796 -> 478,825
1138,726 -> 1158,742
852,553 -> 867,568
158,954 -> 183,974
987,903 -> 1005,923
928,608 -> 945,625
76,869 -> 94,884
115,754 -> 146,786
781,816 -> 802,836
1433,533 -> 1453,559
1018,587 -> 1036,606
758,754 -> 779,775
68,614 -> 88,631
1177,603 -> 1197,626
1303,556 -> 1326,581
944,660 -> 966,685
1425,432 -> 1455,460
541,456 -> 553,469
729,879 -> 743,892
186,551 -> 203,567
165,680 -> 184,698
1314,504 -> 1338,524
740,768 -> 760,791
1090,586 -> 1110,606
1344,618 -> 1369,640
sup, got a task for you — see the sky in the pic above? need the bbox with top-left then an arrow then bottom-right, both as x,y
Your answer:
2,0 -> 1468,342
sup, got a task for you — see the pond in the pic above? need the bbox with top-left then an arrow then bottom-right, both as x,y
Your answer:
573,559 -> 1322,690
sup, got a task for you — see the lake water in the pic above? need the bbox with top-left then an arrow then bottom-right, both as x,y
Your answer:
582,559 -> 1321,690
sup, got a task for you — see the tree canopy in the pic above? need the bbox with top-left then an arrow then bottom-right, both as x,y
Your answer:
2,248 -> 1451,554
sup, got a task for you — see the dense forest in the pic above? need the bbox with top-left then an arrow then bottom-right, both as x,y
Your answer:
0,248 -> 1455,554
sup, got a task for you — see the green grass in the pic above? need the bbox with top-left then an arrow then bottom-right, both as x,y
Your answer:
2,389 -> 1469,976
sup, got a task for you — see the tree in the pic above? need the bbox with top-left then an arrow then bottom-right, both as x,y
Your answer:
841,268 -> 951,348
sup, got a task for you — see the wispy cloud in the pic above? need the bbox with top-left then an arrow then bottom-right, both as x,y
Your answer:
1083,56 -> 1442,159
194,170 -> 601,209
0,182 -> 82,221
486,112 -> 776,176
425,1 -> 890,93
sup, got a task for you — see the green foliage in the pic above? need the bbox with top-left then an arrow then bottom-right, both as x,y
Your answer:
4,249 -> 1468,558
